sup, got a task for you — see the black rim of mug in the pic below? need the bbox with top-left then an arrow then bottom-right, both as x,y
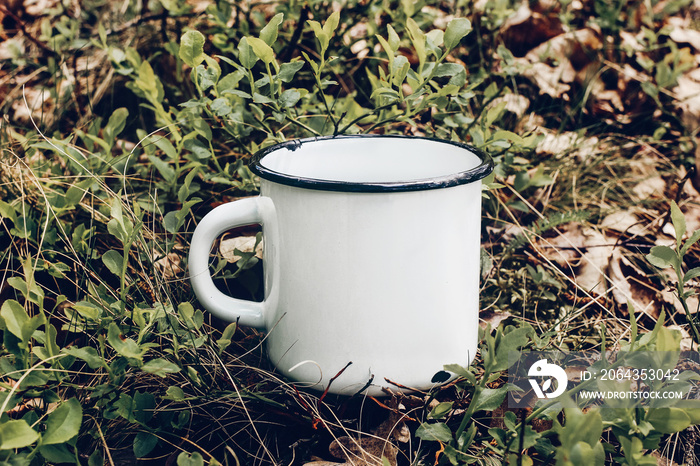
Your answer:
249,134 -> 494,193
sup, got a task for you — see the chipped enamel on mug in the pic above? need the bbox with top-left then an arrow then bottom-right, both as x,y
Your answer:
189,135 -> 493,396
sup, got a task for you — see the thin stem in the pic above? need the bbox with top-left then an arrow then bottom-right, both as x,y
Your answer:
336,50 -> 452,135
335,101 -> 401,135
314,73 -> 337,134
454,366 -> 490,440
676,265 -> 700,344
285,114 -> 322,136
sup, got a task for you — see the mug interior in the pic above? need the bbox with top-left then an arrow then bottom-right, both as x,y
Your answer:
252,136 -> 492,192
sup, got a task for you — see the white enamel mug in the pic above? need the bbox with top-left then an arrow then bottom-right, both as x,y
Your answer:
189,135 -> 493,396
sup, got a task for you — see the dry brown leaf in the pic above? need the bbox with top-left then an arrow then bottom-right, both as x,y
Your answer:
536,131 -> 599,160
23,0 -> 59,16
154,251 -> 185,279
600,209 -> 648,237
0,38 -> 24,61
328,436 -> 398,466
479,309 -> 513,330
219,235 -> 263,263
607,249 -> 644,310
500,1 -> 565,57
668,15 -> 700,52
660,281 -> 700,318
619,31 -> 645,53
632,175 -> 667,201
533,220 -> 658,314
572,228 -> 613,296
523,62 -> 575,99
673,71 -> 700,133
514,28 -> 602,98
489,93 -> 530,119
537,231 -> 582,270
12,87 -> 55,125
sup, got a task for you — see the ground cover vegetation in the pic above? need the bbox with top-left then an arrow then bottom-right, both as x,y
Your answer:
1,0 -> 700,464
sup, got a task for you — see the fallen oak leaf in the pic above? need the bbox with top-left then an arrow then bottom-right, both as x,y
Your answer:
219,235 -> 263,263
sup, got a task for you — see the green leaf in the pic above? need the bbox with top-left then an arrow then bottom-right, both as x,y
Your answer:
195,62 -> 219,91
177,451 -> 205,466
444,18 -> 472,51
260,13 -> 284,46
134,431 -> 158,458
671,201 -> 686,248
246,36 -> 274,65
217,69 -> 245,92
278,61 -> 304,83
62,346 -> 105,369
41,323 -> 61,362
193,117 -> 212,142
655,326 -> 681,353
682,229 -> 700,256
164,210 -> 180,234
133,391 -> 155,425
492,130 -> 525,145
308,20 -> 328,54
39,444 -> 76,463
559,408 -> 603,449
41,398 -> 83,445
107,197 -> 134,245
253,92 -> 275,104
444,363 -> 476,384
0,199 -> 17,222
237,37 -> 258,69
88,449 -> 103,466
279,89 -> 301,107
569,442 -> 605,465
646,245 -> 678,269
183,138 -> 211,160
490,325 -> 532,372
433,63 -> 465,77
323,10 -> 341,37
179,30 -> 206,67
415,422 -> 452,442
102,249 -> 124,277
387,24 -> 400,52
210,97 -> 233,117
142,358 -> 181,377
392,55 -> 410,86
673,400 -> 700,423
104,108 -> 129,141
148,155 -> 176,183
150,135 -> 178,160
1,299 -> 28,341
473,387 -> 507,412
70,301 -> 103,322
0,420 -> 40,449
165,386 -> 186,401
428,402 -> 453,420
646,407 -> 691,433
217,322 -> 237,354
376,34 -> 395,64
107,323 -> 146,361
406,18 -> 426,71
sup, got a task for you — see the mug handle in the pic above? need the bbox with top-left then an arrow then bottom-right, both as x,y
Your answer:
188,197 -> 278,328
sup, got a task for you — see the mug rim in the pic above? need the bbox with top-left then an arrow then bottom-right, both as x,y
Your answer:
249,134 -> 494,193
